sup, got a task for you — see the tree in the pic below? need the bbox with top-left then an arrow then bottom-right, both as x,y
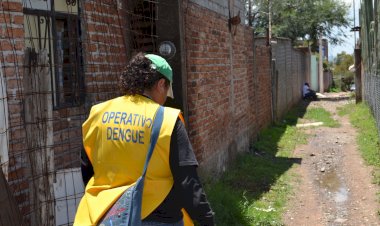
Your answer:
333,51 -> 354,90
245,0 -> 351,49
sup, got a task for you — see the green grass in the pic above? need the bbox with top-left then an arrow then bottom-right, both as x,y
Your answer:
205,108 -> 308,225
338,102 -> 380,184
337,103 -> 352,116
328,87 -> 342,93
254,125 -> 307,157
205,153 -> 299,226
303,107 -> 340,127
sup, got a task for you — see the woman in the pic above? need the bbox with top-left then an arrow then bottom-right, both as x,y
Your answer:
75,53 -> 215,226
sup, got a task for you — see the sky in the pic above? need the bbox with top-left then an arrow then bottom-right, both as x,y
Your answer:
328,0 -> 361,61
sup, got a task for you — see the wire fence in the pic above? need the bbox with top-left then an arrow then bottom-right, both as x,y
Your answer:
360,0 -> 380,142
0,0 -> 162,225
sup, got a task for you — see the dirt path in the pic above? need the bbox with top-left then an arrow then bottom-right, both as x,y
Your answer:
283,93 -> 380,226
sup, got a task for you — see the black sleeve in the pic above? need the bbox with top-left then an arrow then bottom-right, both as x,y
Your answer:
172,118 -> 198,167
170,119 -> 215,226
80,148 -> 93,186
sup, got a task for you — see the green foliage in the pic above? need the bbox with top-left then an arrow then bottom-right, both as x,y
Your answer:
328,86 -> 341,93
246,0 -> 350,45
323,59 -> 333,71
333,51 -> 355,91
303,107 -> 340,127
329,79 -> 342,92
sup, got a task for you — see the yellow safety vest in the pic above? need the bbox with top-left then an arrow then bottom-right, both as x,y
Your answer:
74,95 -> 193,226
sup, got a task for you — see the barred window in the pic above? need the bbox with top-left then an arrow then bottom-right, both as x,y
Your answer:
23,0 -> 84,108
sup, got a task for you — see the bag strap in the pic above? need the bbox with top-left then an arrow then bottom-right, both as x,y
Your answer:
141,105 -> 164,177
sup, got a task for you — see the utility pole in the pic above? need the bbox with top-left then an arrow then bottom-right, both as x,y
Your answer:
268,0 -> 272,42
248,0 -> 252,26
353,0 -> 356,46
319,35 -> 324,93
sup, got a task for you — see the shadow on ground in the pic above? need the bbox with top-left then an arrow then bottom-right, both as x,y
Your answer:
205,99 -> 314,225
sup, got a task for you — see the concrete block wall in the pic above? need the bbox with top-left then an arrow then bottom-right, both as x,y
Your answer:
189,0 -> 245,24
291,50 -> 305,105
257,37 -> 307,121
184,2 -> 272,175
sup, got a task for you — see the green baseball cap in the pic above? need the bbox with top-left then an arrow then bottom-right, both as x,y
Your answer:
145,54 -> 174,98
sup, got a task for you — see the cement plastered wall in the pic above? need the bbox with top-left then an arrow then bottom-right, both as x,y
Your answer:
189,0 -> 245,25
255,37 -> 307,121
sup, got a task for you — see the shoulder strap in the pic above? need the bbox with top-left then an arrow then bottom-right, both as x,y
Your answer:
141,106 -> 164,177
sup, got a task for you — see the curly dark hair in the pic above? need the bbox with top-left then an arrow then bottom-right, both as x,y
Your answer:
120,52 -> 169,95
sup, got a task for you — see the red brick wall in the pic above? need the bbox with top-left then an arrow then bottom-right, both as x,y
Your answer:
1,0 -> 274,222
1,0 -> 128,222
254,45 -> 272,130
81,0 -> 127,103
0,0 -> 25,150
184,2 -> 272,174
52,0 -> 128,170
0,0 -> 29,215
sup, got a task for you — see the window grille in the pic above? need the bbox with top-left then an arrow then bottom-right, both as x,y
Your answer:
23,0 -> 84,109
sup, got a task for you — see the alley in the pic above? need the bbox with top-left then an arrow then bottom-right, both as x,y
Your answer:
283,93 -> 380,226
2,0 -> 380,224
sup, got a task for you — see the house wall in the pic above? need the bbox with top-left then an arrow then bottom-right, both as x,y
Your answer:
44,0 -> 128,223
184,2 -> 272,175
1,0 -> 127,223
311,55 -> 319,91
52,0 -> 128,170
0,0 -> 29,215
1,0 -> 287,223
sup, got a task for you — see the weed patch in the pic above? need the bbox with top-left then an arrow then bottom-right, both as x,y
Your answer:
303,107 -> 340,127
205,153 -> 298,225
205,105 -> 307,225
